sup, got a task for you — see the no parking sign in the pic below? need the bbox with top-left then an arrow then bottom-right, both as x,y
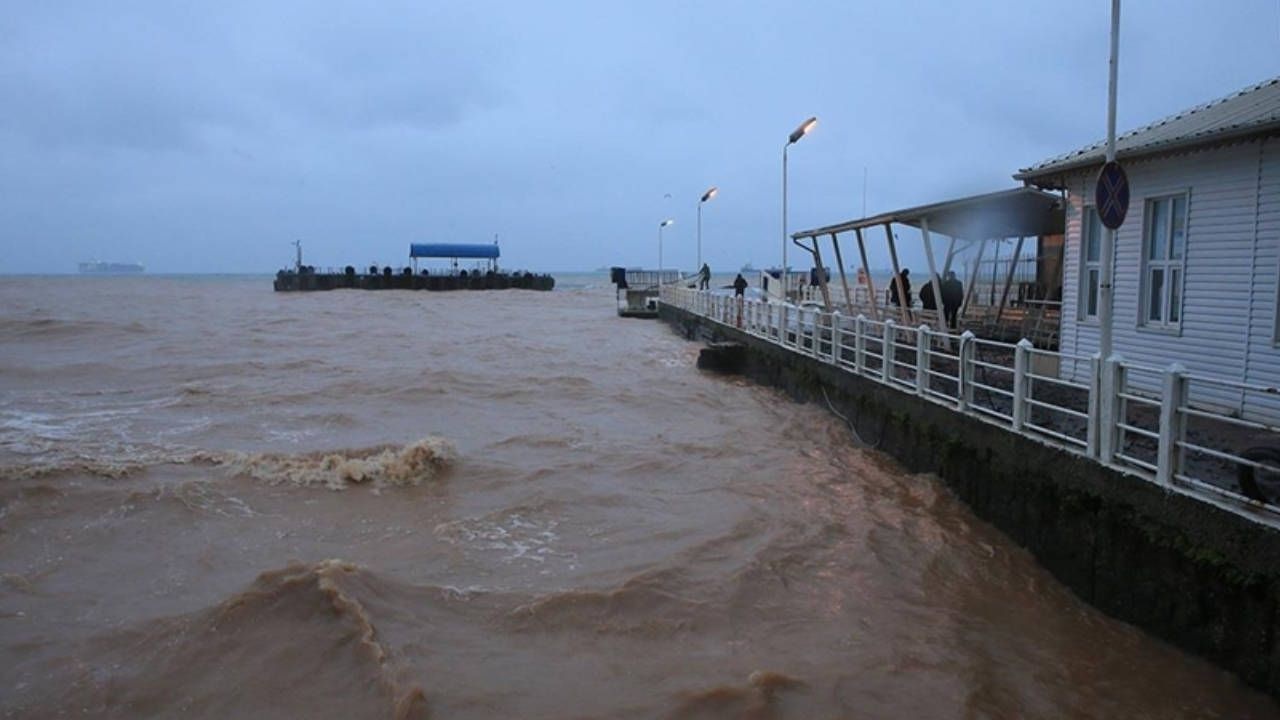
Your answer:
1095,160 -> 1130,230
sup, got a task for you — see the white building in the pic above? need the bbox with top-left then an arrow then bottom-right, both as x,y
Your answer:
1016,77 -> 1280,420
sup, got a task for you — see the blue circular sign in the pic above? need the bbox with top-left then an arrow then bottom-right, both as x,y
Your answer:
1095,160 -> 1130,230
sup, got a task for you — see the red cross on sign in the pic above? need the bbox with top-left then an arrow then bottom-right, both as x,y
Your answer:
1094,160 -> 1130,230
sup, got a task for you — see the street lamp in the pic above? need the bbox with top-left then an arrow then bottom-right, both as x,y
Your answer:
782,116 -> 817,300
697,186 -> 718,270
658,219 -> 674,275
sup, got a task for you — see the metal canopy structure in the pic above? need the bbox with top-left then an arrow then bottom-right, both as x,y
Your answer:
409,243 -> 500,259
409,243 -> 500,273
792,186 -> 1064,241
786,186 -> 1064,335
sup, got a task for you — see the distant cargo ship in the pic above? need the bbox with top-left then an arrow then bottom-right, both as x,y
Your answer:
78,261 -> 145,274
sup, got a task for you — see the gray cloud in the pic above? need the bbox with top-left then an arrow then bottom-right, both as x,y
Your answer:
1,0 -> 1277,274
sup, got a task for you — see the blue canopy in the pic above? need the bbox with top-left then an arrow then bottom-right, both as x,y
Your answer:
410,243 -> 500,259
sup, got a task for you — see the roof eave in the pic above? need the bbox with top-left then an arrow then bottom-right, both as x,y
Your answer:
1014,121 -> 1280,186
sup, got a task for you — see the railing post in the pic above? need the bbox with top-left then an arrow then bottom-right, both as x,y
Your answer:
916,324 -> 931,396
883,319 -> 896,384
1012,338 -> 1033,431
780,303 -> 788,346
830,311 -> 842,365
1156,363 -> 1187,488
1086,353 -> 1102,459
958,330 -> 975,411
1099,355 -> 1124,464
811,311 -> 822,359
854,314 -> 866,376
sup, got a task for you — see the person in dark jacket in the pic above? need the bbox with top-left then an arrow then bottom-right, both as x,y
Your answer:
941,271 -> 964,329
699,263 -> 711,290
919,276 -> 938,311
888,268 -> 911,307
733,273 -> 748,296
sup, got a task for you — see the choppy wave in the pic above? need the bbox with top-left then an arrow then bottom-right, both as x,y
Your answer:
0,316 -> 150,340
10,561 -> 428,719
668,671 -> 807,719
0,437 -> 455,490
0,445 -> 220,481
505,567 -> 702,636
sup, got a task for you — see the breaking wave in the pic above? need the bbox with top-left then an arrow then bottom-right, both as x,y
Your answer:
223,437 -> 457,490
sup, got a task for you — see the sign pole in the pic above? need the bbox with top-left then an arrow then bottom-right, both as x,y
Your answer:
1099,0 -> 1120,364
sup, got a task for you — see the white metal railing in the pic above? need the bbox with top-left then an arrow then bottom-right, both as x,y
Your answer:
660,285 -> 1280,524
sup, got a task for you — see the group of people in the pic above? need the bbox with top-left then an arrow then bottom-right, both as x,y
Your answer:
699,264 -> 965,329
695,265 -> 752,328
888,268 -> 965,328
698,264 -> 751,297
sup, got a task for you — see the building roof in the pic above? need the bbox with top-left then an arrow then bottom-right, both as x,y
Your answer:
1015,77 -> 1280,184
792,186 -> 1064,241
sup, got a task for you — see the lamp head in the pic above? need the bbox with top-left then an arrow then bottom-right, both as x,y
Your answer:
660,219 -> 674,228
789,116 -> 818,144
700,186 -> 718,203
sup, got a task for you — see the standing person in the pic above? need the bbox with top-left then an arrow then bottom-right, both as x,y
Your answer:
919,276 -> 938,313
941,271 -> 964,329
733,273 -> 748,328
699,263 -> 711,290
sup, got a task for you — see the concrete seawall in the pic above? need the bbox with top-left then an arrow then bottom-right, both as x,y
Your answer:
662,304 -> 1280,698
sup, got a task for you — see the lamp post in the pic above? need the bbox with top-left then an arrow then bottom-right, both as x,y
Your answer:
1099,0 -> 1120,366
782,116 -> 818,301
658,219 -> 674,275
697,186 -> 718,270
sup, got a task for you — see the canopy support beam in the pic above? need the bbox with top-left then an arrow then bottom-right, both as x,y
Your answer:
792,236 -> 833,311
830,233 -> 855,316
960,238 -> 988,322
921,217 -> 946,332
996,236 -> 1026,324
942,236 -> 958,277
855,227 -> 880,321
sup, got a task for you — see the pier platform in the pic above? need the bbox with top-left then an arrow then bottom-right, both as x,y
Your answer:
611,268 -> 684,317
274,268 -> 554,292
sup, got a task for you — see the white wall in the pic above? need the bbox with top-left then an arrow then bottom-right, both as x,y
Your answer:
1058,138 -> 1278,421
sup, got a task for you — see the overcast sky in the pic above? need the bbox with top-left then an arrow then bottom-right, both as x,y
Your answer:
2,1 -> 1277,274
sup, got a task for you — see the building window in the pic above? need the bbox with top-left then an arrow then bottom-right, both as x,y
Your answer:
1140,194 -> 1188,328
1080,206 -> 1101,320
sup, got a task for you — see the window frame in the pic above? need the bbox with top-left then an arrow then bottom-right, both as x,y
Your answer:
1078,204 -> 1102,323
1138,191 -> 1190,333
